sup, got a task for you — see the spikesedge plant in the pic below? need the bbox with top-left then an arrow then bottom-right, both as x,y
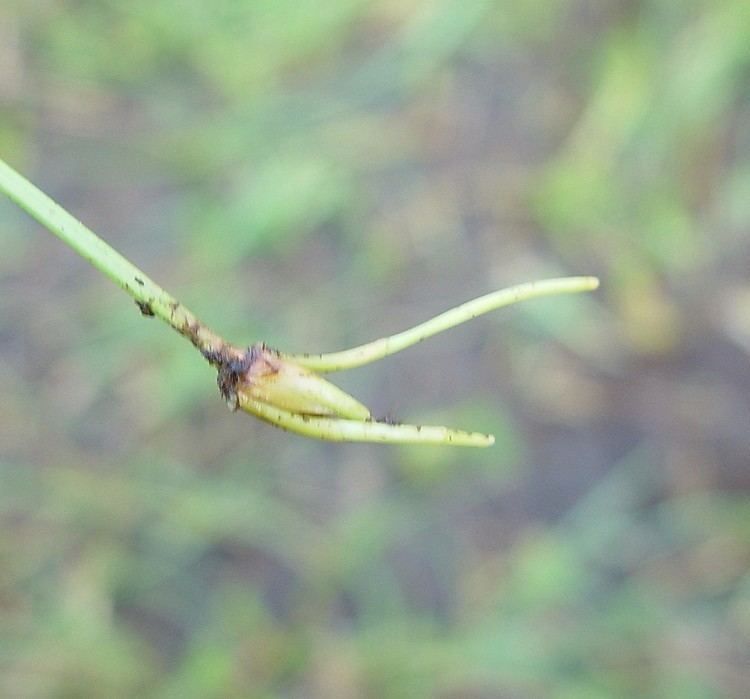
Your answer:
0,157 -> 599,446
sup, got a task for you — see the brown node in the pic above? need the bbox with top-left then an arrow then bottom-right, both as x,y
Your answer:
204,343 -> 264,409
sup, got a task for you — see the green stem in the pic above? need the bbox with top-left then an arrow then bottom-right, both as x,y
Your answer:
282,276 -> 600,372
0,157 -> 224,353
0,155 -> 601,447
239,396 -> 494,446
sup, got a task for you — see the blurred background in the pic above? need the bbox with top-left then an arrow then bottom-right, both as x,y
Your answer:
1,1 -> 749,697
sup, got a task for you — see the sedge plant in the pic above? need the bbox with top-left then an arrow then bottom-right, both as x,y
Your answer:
0,157 -> 599,446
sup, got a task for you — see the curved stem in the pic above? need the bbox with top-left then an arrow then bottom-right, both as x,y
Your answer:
0,157 -> 225,353
0,156 -> 601,447
281,276 -> 600,372
239,396 -> 495,446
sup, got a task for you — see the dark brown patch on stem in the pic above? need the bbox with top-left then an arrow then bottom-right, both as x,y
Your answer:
201,343 -> 263,410
181,320 -> 205,350
169,301 -> 180,320
136,300 -> 155,317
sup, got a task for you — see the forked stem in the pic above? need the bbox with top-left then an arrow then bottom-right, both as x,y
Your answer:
0,156 -> 600,447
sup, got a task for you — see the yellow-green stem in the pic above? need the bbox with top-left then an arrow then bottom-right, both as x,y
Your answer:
0,156 -> 600,447
239,396 -> 495,446
282,276 -> 600,372
0,157 -> 224,354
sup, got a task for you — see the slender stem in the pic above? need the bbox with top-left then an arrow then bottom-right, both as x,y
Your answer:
0,157 -> 225,353
282,276 -> 600,372
239,396 -> 495,447
0,156 -> 601,447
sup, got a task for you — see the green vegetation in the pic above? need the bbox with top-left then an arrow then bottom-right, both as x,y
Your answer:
1,0 -> 749,696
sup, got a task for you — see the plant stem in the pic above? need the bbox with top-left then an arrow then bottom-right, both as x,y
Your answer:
0,156 -> 600,446
0,157 -> 225,354
283,276 -> 600,372
239,396 -> 494,446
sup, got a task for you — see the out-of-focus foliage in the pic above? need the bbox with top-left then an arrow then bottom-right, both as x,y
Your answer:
1,0 -> 749,697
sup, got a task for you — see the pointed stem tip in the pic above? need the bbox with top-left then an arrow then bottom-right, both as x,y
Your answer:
282,276 -> 601,372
